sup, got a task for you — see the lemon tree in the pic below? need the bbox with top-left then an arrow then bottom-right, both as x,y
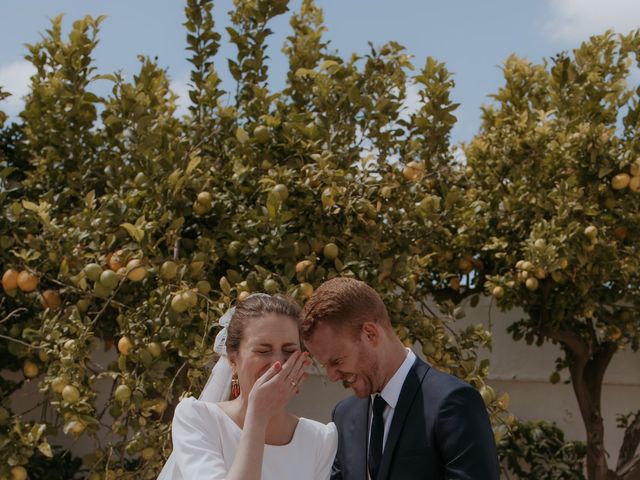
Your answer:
0,1 -> 499,478
468,32 -> 640,480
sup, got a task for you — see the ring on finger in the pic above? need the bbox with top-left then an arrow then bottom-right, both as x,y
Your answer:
291,363 -> 306,381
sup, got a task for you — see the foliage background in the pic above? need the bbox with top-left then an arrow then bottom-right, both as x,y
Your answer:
0,1 -> 638,479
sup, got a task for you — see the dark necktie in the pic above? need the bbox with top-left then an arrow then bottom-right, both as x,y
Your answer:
368,394 -> 387,480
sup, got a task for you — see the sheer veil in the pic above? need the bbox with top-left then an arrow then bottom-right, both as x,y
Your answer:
157,305 -> 235,479
198,306 -> 235,402
157,294 -> 270,479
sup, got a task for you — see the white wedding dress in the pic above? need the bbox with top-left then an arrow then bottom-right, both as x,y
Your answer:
159,397 -> 338,480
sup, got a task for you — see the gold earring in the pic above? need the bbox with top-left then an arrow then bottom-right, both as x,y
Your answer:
231,373 -> 240,398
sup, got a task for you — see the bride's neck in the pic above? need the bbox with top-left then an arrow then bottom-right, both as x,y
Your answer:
233,397 -> 289,428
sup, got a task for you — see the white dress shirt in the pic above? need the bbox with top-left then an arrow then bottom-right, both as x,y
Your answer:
368,348 -> 416,451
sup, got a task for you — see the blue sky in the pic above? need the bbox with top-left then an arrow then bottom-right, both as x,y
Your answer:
1,0 -> 639,144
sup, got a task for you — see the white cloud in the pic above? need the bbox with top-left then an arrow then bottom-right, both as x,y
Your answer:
170,72 -> 191,118
0,60 -> 35,119
453,146 -> 467,166
403,80 -> 422,119
385,81 -> 423,124
545,0 -> 640,43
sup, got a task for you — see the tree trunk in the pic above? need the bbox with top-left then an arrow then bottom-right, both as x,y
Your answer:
551,330 -> 618,480
572,343 -> 618,480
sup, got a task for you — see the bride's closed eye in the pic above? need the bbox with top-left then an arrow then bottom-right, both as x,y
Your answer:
253,348 -> 298,355
252,345 -> 274,354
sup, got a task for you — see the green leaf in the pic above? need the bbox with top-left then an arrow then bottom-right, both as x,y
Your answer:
92,73 -> 118,82
266,191 -> 281,219
294,68 -> 318,78
186,155 -> 201,175
120,223 -> 145,243
235,127 -> 249,144
320,60 -> 339,72
598,166 -> 613,178
85,190 -> 95,210
22,200 -> 39,211
38,440 -> 53,458
118,355 -> 128,373
0,167 -> 17,179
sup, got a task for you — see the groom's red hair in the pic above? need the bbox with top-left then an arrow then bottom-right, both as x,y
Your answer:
301,277 -> 390,340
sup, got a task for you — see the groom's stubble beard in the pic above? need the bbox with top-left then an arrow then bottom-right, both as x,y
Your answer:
350,342 -> 382,397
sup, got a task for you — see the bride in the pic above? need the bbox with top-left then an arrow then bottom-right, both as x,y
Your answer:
158,293 -> 338,479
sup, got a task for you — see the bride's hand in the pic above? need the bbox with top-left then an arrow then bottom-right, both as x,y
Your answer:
246,351 -> 310,420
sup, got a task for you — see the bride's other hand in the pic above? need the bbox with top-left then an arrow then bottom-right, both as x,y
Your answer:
247,351 -> 310,419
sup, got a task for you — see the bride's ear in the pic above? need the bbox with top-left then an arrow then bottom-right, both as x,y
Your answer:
227,352 -> 237,369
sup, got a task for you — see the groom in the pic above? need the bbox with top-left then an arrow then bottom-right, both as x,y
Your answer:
302,277 -> 500,480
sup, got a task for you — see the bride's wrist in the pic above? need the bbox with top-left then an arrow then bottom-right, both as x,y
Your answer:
245,403 -> 269,429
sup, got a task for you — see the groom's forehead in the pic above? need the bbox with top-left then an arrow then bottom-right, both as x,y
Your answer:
307,324 -> 340,347
307,325 -> 353,356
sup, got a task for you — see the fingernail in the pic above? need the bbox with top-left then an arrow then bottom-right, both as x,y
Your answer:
274,362 -> 281,370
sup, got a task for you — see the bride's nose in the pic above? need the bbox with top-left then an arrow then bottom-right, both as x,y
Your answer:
273,351 -> 290,366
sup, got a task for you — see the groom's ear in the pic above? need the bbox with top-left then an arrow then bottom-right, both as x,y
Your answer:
361,321 -> 380,344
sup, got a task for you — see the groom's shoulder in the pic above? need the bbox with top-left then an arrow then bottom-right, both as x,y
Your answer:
407,355 -> 470,395
421,362 -> 479,402
332,394 -> 367,421
424,363 -> 472,389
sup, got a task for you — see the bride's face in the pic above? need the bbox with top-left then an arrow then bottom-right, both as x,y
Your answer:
229,314 -> 301,395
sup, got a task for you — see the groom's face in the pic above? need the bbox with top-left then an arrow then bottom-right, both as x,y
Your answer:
306,323 -> 380,398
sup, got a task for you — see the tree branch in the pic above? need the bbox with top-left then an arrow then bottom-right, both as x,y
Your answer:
0,308 -> 27,324
0,333 -> 46,349
617,454 -> 640,480
586,342 -> 618,409
547,328 -> 590,360
618,411 -> 640,473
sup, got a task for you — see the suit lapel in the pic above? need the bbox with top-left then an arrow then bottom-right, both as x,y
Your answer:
347,396 -> 370,480
377,357 -> 430,480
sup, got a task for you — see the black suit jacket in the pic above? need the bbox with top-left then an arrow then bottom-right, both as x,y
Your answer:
330,356 -> 500,480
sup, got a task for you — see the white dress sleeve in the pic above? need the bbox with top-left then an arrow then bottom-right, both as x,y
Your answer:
171,397 -> 228,480
314,422 -> 338,480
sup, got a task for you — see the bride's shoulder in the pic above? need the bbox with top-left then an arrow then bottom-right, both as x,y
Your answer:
174,396 -> 224,423
296,419 -> 338,459
171,397 -> 230,450
298,418 -> 337,441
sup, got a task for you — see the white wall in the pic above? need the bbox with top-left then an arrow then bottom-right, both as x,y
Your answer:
6,297 -> 639,471
469,298 -> 640,468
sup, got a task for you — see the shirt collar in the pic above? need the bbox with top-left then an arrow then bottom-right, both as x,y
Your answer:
373,348 -> 416,409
